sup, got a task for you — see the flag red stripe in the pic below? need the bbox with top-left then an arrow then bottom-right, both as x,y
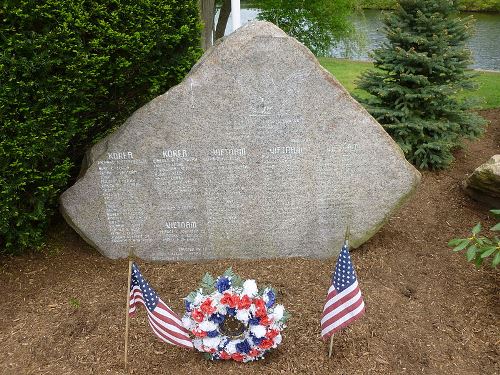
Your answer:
325,288 -> 338,302
146,310 -> 193,349
130,294 -> 193,346
321,286 -> 361,318
130,286 -> 182,322
322,305 -> 365,339
324,281 -> 358,309
149,310 -> 195,342
130,289 -> 188,335
159,303 -> 183,321
130,293 -> 146,312
321,296 -> 364,330
130,289 -> 144,303
146,318 -> 178,346
153,300 -> 189,333
130,293 -> 147,309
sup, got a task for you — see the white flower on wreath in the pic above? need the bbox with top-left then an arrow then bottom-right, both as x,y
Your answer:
182,315 -> 195,330
199,320 -> 217,332
250,324 -> 266,338
212,291 -> 223,303
249,303 -> 256,315
216,303 -> 227,315
193,338 -> 203,351
242,279 -> 258,296
194,289 -> 204,305
274,334 -> 282,346
203,336 -> 221,349
225,340 -> 239,355
271,304 -> 284,321
236,308 -> 250,323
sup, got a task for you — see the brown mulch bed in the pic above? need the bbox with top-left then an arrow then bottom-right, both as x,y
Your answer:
1,110 -> 499,375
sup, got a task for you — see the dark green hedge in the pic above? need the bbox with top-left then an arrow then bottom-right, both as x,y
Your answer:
0,0 -> 202,253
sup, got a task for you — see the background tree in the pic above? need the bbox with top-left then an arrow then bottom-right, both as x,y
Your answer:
200,0 -> 357,56
199,0 -> 216,49
255,0 -> 356,56
356,0 -> 486,169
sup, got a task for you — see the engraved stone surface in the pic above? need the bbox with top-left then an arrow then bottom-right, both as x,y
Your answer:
60,21 -> 421,261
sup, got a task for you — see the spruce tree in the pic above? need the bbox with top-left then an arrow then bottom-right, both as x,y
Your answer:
357,0 -> 486,169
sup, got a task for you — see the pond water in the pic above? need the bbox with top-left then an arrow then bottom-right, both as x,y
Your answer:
223,9 -> 500,71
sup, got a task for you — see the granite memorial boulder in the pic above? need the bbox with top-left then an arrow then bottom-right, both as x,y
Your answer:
60,21 -> 421,261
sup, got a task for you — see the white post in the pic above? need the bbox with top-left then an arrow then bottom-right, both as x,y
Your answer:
231,0 -> 241,31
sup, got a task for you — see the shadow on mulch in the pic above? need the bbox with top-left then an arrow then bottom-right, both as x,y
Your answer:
0,110 -> 499,375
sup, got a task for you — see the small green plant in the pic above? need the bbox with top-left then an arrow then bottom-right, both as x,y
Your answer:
69,298 -> 80,308
448,209 -> 500,268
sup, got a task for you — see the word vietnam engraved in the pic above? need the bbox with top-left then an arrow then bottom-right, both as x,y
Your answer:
60,21 -> 420,261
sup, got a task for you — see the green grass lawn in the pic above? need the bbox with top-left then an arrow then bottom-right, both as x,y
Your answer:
318,57 -> 500,110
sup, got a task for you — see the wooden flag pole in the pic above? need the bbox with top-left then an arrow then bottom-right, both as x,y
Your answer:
124,257 -> 133,371
328,334 -> 335,358
329,225 -> 351,358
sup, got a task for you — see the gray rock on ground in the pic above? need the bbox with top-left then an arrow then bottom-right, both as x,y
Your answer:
463,155 -> 500,207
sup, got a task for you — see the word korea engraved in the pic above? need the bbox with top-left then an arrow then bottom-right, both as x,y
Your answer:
60,21 -> 420,261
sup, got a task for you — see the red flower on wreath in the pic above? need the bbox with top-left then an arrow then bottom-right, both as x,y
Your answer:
219,351 -> 231,360
192,309 -> 204,322
249,348 -> 260,357
259,339 -> 274,350
266,329 -> 279,339
254,298 -> 267,318
200,298 -> 216,315
254,298 -> 266,310
260,315 -> 273,326
221,292 -> 240,308
192,329 -> 207,338
238,295 -> 252,309
232,353 -> 244,362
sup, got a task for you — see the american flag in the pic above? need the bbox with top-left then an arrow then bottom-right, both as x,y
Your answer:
321,240 -> 365,339
129,262 -> 193,349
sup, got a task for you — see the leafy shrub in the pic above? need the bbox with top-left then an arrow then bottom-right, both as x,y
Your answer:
0,0 -> 202,253
448,209 -> 500,268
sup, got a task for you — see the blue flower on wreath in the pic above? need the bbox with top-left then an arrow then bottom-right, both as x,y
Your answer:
216,276 -> 231,293
266,289 -> 276,308
226,307 -> 236,316
184,300 -> 192,312
250,334 -> 263,346
236,340 -> 251,354
209,313 -> 225,324
219,337 -> 230,350
249,316 -> 260,325
207,330 -> 219,338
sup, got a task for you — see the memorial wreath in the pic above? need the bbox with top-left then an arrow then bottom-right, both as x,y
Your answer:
182,268 -> 288,362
